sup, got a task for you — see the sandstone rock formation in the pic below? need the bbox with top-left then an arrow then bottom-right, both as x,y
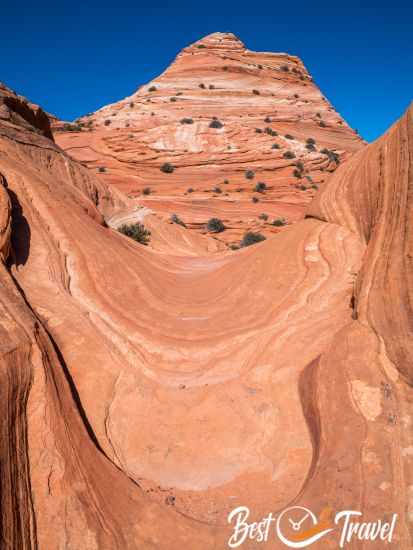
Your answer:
1,77 -> 412,548
55,32 -> 364,245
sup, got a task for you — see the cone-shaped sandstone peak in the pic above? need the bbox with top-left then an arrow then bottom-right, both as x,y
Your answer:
55,32 -> 364,245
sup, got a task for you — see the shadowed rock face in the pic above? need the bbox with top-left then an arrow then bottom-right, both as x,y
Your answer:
54,32 -> 364,245
0,79 -> 413,547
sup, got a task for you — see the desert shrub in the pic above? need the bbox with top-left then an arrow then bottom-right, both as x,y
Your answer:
180,117 -> 194,124
321,148 -> 340,163
306,137 -> 316,145
312,184 -> 319,190
245,170 -> 255,180
199,83 -> 206,89
206,218 -> 225,233
319,121 -> 327,127
230,244 -> 240,250
283,151 -> 296,159
264,116 -> 272,123
142,187 -> 151,195
293,169 -> 302,178
259,213 -> 269,220
129,102 -> 134,108
223,179 -> 229,185
170,213 -> 186,227
285,134 -> 294,140
197,44 -> 206,49
187,187 -> 194,193
104,119 -> 111,126
306,143 -> 316,151
213,186 -> 222,194
63,123 -> 83,132
258,64 -> 263,69
209,119 -> 223,129
98,166 -> 106,173
281,65 -> 289,72
295,161 -> 304,171
223,66 -> 228,71
252,89 -> 260,95
209,84 -> 215,90
254,182 -> 267,193
160,162 -> 174,173
252,196 -> 259,203
255,128 -> 263,133
294,94 -> 299,99
240,232 -> 266,247
300,184 -> 307,190
148,86 -> 157,92
272,143 -> 280,149
118,223 -> 151,245
272,217 -> 287,227
170,97 -> 178,102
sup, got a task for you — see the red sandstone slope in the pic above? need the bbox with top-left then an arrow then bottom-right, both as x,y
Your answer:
55,32 -> 364,244
1,78 -> 413,548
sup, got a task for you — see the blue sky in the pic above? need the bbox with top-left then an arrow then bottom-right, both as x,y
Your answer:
2,1 -> 412,141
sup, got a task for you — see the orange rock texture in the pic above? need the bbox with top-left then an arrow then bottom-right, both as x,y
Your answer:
1,60 -> 413,548
55,32 -> 364,245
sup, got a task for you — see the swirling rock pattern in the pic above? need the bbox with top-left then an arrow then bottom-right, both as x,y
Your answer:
55,33 -> 364,245
0,81 -> 412,548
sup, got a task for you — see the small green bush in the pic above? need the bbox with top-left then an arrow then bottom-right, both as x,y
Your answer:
142,187 -> 151,195
206,218 -> 225,233
104,120 -> 111,126
209,84 -> 215,90
254,182 -> 267,193
259,213 -> 269,221
170,213 -> 186,227
118,223 -> 151,245
245,170 -> 255,180
319,121 -> 327,128
252,89 -> 260,95
255,128 -> 263,133
264,116 -> 272,123
209,119 -> 223,129
187,187 -> 194,193
272,143 -> 280,149
285,134 -> 294,140
283,151 -> 296,159
252,196 -> 259,203
281,65 -> 289,72
272,217 -> 287,227
148,86 -> 157,92
293,169 -> 302,178
170,97 -> 178,102
199,83 -> 206,89
98,166 -> 106,173
180,117 -> 194,124
241,232 -> 266,247
213,186 -> 222,194
160,162 -> 175,173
